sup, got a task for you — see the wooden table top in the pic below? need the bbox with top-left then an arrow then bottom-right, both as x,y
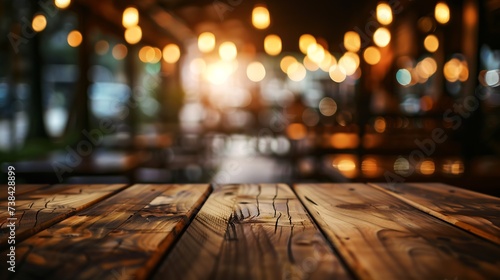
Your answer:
1,183 -> 499,280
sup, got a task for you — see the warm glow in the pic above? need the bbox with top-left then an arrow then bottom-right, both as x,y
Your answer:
373,27 -> 391,47
319,97 -> 337,116
443,160 -> 464,175
329,133 -> 359,149
163,44 -> 180,63
198,32 -> 216,53
124,26 -> 142,44
247,61 -> 266,82
287,62 -> 307,82
374,117 -> 386,133
219,41 -> 237,61
459,62 -> 469,82
329,65 -> 347,83
344,31 -> 361,52
416,57 -> 437,80
303,56 -> 319,71
337,160 -> 356,172
189,58 -> 206,75
299,34 -> 316,55
331,155 -> 357,178
424,34 -> 439,53
362,158 -> 382,177
435,2 -> 450,24
55,0 -> 71,9
205,61 -> 233,85
122,7 -> 139,28
376,2 -> 393,25
264,34 -> 282,56
32,14 -> 47,32
307,44 -> 325,65
280,56 -> 297,73
252,5 -> 270,29
286,123 -> 307,140
112,44 -> 128,60
364,47 -> 381,65
339,52 -> 358,76
444,58 -> 462,82
319,52 -> 336,72
419,160 -> 435,175
67,30 -> 82,47
139,46 -> 154,63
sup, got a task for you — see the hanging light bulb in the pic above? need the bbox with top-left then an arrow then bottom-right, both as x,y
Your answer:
435,2 -> 450,24
252,5 -> 270,30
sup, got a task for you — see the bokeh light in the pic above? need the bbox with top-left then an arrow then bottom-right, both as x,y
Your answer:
329,65 -> 347,83
299,34 -> 316,54
122,7 -> 139,28
424,34 -> 439,53
435,2 -> 450,24
363,47 -> 381,65
163,44 -> 181,63
373,27 -> 391,47
319,97 -> 337,116
396,69 -> 412,86
376,2 -> 393,25
247,61 -> 266,82
32,14 -> 47,32
124,25 -> 142,44
280,56 -> 297,73
219,41 -> 237,61
55,0 -> 71,9
112,44 -> 128,60
67,30 -> 82,47
198,32 -> 216,53
252,5 -> 270,29
344,31 -> 361,52
264,34 -> 282,56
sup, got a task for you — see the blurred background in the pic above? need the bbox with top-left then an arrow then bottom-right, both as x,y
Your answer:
1,0 -> 499,195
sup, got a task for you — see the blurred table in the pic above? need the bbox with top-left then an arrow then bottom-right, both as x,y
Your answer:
1,183 -> 499,279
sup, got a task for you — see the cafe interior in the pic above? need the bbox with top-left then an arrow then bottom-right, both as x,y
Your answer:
0,0 -> 499,196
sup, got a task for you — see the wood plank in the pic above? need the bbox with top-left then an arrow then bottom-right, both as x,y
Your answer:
0,184 -> 50,199
368,182 -> 500,245
294,183 -> 500,280
0,184 -> 127,248
153,184 -> 351,280
4,184 -> 210,280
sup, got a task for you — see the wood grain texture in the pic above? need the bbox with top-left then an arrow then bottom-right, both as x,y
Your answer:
0,184 -> 50,199
0,184 -> 127,248
294,183 -> 500,280
3,184 -> 210,280
153,184 -> 350,280
369,182 -> 500,245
